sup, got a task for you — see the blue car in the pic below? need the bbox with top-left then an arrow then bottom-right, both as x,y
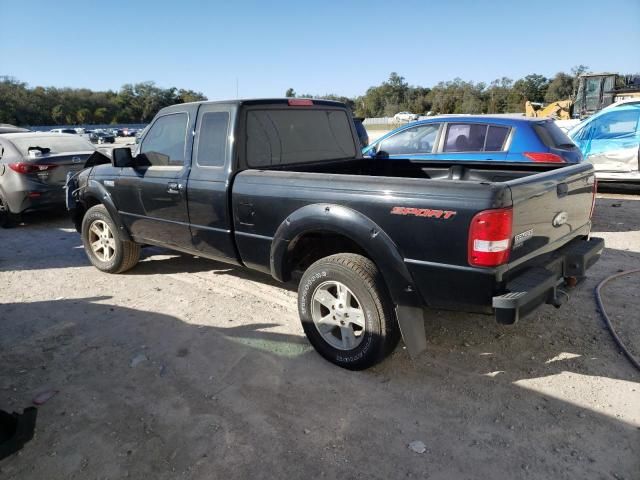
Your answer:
568,102 -> 640,183
363,116 -> 583,164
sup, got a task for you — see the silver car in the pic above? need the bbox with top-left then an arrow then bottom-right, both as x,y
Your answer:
0,132 -> 95,227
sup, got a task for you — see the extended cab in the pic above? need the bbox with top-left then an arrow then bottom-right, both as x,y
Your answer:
66,99 -> 604,369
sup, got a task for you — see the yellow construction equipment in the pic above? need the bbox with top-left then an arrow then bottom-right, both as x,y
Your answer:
525,100 -> 573,120
525,73 -> 640,120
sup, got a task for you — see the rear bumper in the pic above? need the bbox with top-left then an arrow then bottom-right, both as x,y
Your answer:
594,171 -> 640,182
492,236 -> 604,324
5,185 -> 66,213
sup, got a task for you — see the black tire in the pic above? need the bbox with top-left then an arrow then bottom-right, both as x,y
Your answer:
298,253 -> 400,370
81,204 -> 140,273
0,193 -> 18,229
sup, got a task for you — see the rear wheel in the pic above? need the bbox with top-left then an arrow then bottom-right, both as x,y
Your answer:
298,253 -> 400,370
81,204 -> 140,273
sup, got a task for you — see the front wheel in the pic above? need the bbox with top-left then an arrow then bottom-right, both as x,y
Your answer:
81,204 -> 140,273
298,253 -> 400,370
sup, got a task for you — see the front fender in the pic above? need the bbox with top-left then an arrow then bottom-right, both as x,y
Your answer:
82,178 -> 132,242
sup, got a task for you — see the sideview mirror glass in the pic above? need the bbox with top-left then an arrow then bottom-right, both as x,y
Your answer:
112,148 -> 134,168
365,145 -> 378,158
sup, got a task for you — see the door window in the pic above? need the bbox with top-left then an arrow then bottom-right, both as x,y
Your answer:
196,112 -> 230,167
377,124 -> 440,155
484,126 -> 510,151
444,123 -> 511,152
591,110 -> 640,140
140,113 -> 188,166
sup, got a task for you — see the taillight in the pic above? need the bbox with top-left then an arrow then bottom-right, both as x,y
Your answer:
468,208 -> 513,267
288,99 -> 313,106
589,177 -> 597,219
524,152 -> 566,163
8,163 -> 58,174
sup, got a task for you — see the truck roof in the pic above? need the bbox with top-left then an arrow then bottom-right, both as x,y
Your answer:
159,98 -> 347,115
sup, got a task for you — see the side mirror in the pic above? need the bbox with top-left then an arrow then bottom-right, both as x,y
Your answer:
112,147 -> 134,168
364,145 -> 378,158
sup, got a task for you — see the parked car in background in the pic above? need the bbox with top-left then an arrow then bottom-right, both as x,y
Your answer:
121,128 -> 138,137
568,102 -> 640,183
353,117 -> 369,147
393,111 -> 419,122
50,128 -> 78,134
134,126 -> 148,144
0,132 -> 95,227
363,116 -> 583,164
89,130 -> 116,144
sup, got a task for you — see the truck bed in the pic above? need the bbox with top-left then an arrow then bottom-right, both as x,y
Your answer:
232,159 -> 596,311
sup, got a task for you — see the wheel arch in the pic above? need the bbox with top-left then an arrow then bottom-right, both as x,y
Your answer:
270,203 -> 421,309
270,203 -> 427,358
80,179 -> 132,241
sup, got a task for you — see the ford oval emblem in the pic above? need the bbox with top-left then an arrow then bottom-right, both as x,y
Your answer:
552,211 -> 569,227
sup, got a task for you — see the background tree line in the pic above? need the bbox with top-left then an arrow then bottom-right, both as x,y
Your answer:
288,65 -> 596,117
0,76 -> 207,126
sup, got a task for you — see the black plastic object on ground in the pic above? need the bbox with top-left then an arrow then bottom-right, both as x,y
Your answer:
0,407 -> 37,460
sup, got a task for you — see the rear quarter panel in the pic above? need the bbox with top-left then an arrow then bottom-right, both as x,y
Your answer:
232,171 -> 511,309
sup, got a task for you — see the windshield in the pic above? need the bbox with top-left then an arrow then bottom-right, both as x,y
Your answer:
9,135 -> 95,156
246,109 -> 356,167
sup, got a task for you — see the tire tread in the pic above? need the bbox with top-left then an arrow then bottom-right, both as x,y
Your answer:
300,253 -> 400,369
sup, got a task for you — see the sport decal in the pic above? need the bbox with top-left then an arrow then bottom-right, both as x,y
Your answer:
390,207 -> 457,219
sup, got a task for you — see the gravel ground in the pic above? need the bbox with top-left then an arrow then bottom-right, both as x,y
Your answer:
0,190 -> 638,480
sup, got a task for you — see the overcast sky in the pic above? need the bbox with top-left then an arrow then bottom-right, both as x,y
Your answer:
2,0 -> 639,99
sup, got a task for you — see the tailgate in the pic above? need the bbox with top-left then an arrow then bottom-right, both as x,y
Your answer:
506,163 -> 596,265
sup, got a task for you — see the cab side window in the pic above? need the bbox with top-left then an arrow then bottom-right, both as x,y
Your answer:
140,113 -> 188,166
377,124 -> 440,155
196,112 -> 229,167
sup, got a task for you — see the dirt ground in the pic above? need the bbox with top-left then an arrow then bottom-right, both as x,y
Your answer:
0,190 -> 638,480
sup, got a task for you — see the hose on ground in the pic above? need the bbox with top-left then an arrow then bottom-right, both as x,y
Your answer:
594,269 -> 640,372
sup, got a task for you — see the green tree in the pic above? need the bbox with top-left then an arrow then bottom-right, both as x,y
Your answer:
51,105 -> 66,124
513,74 -> 549,103
76,108 -> 91,124
285,88 -> 296,97
93,107 -> 108,123
545,72 -> 574,102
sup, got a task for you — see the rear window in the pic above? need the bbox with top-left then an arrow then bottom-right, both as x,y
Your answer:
9,135 -> 94,156
246,109 -> 356,167
533,121 -> 575,149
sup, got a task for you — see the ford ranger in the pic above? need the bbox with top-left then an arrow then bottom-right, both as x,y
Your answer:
66,98 -> 604,370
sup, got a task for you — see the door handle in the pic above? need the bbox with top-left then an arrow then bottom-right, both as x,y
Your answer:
167,182 -> 183,194
237,202 -> 255,225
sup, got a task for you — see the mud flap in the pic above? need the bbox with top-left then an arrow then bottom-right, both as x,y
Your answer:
395,306 -> 427,359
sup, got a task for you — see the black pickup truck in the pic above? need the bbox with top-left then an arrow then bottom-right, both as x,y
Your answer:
66,98 -> 604,370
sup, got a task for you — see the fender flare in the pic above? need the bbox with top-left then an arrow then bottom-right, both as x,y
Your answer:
82,178 -> 132,242
270,203 -> 420,307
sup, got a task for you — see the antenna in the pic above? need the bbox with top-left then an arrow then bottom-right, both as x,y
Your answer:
236,78 -> 239,99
